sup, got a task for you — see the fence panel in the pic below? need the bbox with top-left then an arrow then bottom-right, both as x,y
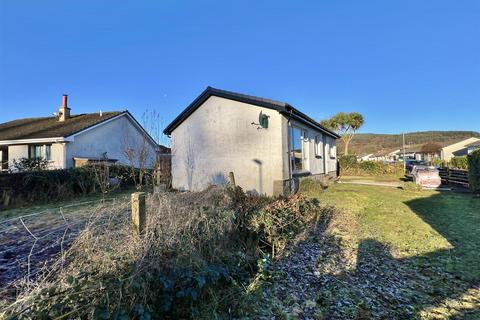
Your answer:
438,168 -> 469,187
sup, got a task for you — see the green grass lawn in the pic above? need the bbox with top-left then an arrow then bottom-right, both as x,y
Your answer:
244,183 -> 480,318
318,183 -> 480,281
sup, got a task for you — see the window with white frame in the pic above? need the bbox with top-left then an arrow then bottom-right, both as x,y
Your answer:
29,144 -> 52,161
290,126 -> 308,172
330,143 -> 336,158
315,135 -> 323,157
46,145 -> 52,160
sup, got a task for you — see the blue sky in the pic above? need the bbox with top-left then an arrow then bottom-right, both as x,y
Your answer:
0,0 -> 479,134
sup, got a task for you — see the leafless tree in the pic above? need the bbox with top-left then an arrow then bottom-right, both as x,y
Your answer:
89,162 -> 111,196
143,109 -> 170,148
123,110 -> 170,190
184,130 -> 196,190
123,131 -> 150,190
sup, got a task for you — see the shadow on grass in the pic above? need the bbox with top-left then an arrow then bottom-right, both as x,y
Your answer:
403,191 -> 480,318
243,191 -> 480,319
405,191 -> 480,282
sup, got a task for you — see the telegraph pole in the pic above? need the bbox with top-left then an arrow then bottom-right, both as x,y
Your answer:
403,132 -> 406,174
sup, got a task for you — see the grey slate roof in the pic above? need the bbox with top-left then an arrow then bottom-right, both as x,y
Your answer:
0,111 -> 124,141
163,87 -> 340,138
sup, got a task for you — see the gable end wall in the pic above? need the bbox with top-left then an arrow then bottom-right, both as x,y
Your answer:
171,96 -> 285,195
65,115 -> 157,168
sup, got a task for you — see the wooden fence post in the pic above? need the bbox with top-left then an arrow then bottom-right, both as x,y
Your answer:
131,192 -> 146,235
229,172 -> 236,187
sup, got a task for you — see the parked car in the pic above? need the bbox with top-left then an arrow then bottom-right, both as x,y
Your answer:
413,167 -> 442,188
405,160 -> 428,177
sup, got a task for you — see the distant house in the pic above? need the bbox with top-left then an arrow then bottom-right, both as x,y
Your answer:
395,145 -> 440,162
357,152 -> 391,162
163,87 -> 340,196
358,154 -> 374,161
0,95 -> 161,172
465,140 -> 480,154
440,137 -> 480,161
387,149 -> 401,161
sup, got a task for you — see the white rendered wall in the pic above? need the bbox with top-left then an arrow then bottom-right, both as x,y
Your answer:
65,115 -> 157,168
170,96 -> 285,195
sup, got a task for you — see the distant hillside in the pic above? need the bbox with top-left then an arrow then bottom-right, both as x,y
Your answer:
338,131 -> 480,156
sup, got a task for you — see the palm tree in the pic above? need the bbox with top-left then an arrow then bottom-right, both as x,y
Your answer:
321,112 -> 364,155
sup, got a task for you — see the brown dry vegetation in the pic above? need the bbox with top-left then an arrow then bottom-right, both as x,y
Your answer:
3,181 -> 478,319
1,186 -> 325,319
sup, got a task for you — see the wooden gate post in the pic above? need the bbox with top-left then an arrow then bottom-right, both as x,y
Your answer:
131,192 -> 146,235
229,172 -> 236,187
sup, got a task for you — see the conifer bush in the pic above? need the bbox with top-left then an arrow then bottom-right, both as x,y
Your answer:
467,150 -> 480,193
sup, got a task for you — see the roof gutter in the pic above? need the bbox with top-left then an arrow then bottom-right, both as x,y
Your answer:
164,87 -> 341,139
282,107 -> 340,139
0,137 -> 69,146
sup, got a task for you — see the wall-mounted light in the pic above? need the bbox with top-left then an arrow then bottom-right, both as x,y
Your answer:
251,111 -> 270,130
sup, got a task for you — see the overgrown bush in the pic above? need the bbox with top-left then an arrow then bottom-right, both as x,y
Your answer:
299,178 -> 328,197
3,186 -> 328,319
467,150 -> 480,193
450,156 -> 469,170
338,155 -> 358,169
249,195 -> 322,257
10,157 -> 49,172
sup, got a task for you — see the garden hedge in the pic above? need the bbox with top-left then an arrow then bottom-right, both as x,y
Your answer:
0,165 -> 140,208
338,155 -> 403,177
467,150 -> 480,193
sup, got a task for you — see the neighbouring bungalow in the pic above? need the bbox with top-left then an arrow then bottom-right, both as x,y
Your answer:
387,149 -> 402,162
163,87 -> 340,196
395,145 -> 440,162
358,153 -> 374,161
440,137 -> 480,161
0,95 -> 162,172
465,140 -> 480,154
357,153 -> 387,162
359,150 -> 399,162
391,137 -> 480,163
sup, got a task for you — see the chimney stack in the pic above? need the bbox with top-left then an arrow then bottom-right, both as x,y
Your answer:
58,94 -> 71,121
